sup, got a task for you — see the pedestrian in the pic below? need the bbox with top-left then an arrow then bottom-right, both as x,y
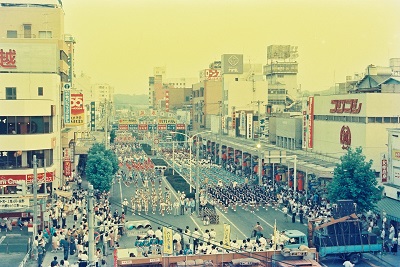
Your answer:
60,237 -> 70,260
37,245 -> 44,267
291,208 -> 297,223
253,222 -> 263,240
282,206 -> 288,222
299,207 -> 304,224
50,256 -> 59,267
173,199 -> 180,216
17,217 -> 24,231
122,198 -> 129,214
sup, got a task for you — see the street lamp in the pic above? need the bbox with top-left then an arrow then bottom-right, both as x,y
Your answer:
170,130 -> 211,216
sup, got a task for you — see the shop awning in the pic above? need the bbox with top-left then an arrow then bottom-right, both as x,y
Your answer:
375,197 -> 400,223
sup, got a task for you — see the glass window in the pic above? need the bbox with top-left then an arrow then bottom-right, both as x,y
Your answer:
391,117 -> 399,123
359,117 -> 366,123
7,30 -> 17,38
384,117 -> 391,123
0,117 -> 7,134
23,24 -> 32,38
368,117 -> 375,123
38,87 -> 43,96
38,31 -> 52,38
376,117 -> 382,123
17,117 -> 30,134
30,116 -> 44,134
7,116 -> 16,134
6,87 -> 17,100
44,117 -> 52,133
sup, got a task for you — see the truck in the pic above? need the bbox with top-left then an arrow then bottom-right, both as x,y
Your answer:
279,213 -> 382,264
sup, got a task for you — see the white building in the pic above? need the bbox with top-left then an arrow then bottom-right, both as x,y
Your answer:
0,0 -> 67,195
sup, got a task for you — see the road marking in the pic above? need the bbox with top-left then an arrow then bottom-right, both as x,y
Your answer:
0,236 -> 6,244
215,207 -> 247,239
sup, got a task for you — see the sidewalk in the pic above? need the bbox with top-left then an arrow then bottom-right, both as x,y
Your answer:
366,251 -> 399,267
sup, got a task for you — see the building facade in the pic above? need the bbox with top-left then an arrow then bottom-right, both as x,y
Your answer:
0,0 -> 67,195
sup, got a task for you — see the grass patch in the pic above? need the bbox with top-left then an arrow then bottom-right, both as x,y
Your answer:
166,175 -> 195,199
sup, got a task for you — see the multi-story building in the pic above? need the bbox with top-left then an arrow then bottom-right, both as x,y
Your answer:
264,45 -> 299,112
0,0 -> 68,196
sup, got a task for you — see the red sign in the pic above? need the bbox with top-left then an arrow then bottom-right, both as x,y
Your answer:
118,124 -> 128,130
381,156 -> 388,183
307,96 -> 314,149
340,125 -> 351,150
0,49 -> 17,69
330,99 -> 362,114
176,124 -> 186,130
205,69 -> 221,80
158,124 -> 166,130
63,160 -> 71,177
0,172 -> 54,186
70,94 -> 84,115
138,124 -> 148,130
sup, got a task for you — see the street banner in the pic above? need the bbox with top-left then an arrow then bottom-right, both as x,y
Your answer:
223,224 -> 231,249
163,227 -> 173,254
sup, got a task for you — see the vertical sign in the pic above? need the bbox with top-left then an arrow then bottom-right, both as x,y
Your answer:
302,110 -> 307,149
165,90 -> 170,112
223,224 -> 231,249
246,113 -> 253,139
240,111 -> 246,136
163,227 -> 173,254
232,109 -> 236,131
90,101 -> 96,131
69,93 -> 84,125
381,154 -> 388,183
307,96 -> 314,149
63,83 -> 71,124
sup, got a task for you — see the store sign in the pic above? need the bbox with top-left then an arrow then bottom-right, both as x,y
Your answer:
246,113 -> 253,139
176,124 -> 186,130
302,111 -> 307,149
0,197 -> 29,209
330,99 -> 362,114
67,93 -> 84,125
63,160 -> 71,177
307,97 -> 314,149
90,101 -> 96,131
158,119 -> 176,124
0,49 -> 16,69
206,69 -> 221,80
221,54 -> 243,74
63,89 -> 71,124
392,149 -> 400,160
381,154 -> 388,183
0,172 -> 54,186
340,125 -> 351,150
240,111 -> 246,135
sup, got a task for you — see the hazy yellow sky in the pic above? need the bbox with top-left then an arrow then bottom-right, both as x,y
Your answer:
63,0 -> 400,95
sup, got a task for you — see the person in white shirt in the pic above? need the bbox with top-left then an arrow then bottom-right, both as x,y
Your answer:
342,260 -> 354,267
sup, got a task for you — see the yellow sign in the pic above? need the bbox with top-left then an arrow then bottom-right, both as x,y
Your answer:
393,149 -> 400,160
223,224 -> 231,249
158,118 -> 176,124
118,119 -> 138,124
163,227 -> 173,254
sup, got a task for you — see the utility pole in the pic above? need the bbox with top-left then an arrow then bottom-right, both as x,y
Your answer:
33,155 -> 38,238
88,183 -> 95,264
195,136 -> 200,216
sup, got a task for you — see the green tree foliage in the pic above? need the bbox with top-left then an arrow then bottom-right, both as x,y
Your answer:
327,147 -> 381,213
85,143 -> 118,192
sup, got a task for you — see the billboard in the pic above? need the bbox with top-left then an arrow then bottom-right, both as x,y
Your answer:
200,69 -> 222,81
221,54 -> 243,74
67,93 -> 84,126
0,43 -> 57,72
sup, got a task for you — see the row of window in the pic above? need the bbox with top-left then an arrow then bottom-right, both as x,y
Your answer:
5,87 -> 44,100
0,116 -> 52,134
7,28 -> 52,39
0,149 -> 53,169
314,115 -> 400,124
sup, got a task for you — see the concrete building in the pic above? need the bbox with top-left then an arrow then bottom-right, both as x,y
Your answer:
264,45 -> 299,112
0,0 -> 68,195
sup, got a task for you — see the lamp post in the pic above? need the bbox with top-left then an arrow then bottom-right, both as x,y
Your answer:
257,143 -> 262,185
170,131 -> 210,216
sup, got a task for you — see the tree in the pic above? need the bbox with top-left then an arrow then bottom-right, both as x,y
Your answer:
327,147 -> 381,213
85,142 -> 118,192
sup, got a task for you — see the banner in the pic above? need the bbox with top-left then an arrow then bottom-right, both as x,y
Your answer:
307,96 -> 314,149
63,160 -> 71,177
90,101 -> 96,131
381,154 -> 388,183
68,93 -> 84,126
246,113 -> 253,139
223,224 -> 231,249
163,227 -> 173,254
63,89 -> 71,124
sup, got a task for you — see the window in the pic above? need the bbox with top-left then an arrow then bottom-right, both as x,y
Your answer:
23,24 -> 32,38
277,74 -> 284,78
6,87 -> 16,100
7,30 -> 17,38
38,87 -> 43,96
38,31 -> 52,38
